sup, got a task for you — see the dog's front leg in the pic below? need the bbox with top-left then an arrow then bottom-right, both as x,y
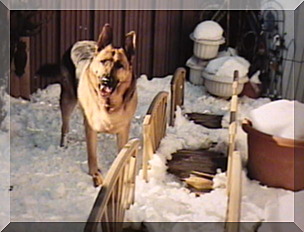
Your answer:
116,123 -> 131,151
84,118 -> 103,187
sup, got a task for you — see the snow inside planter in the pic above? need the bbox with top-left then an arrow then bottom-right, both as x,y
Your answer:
202,71 -> 248,98
190,20 -> 225,59
242,119 -> 304,191
242,100 -> 304,191
202,56 -> 250,98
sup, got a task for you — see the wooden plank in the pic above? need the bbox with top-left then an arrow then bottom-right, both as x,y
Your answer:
139,10 -> 154,77
124,10 -> 154,77
60,10 -> 92,56
153,10 -> 168,76
227,71 -> 239,191
225,151 -> 242,232
167,10 -> 182,73
124,10 -> 139,76
94,10 -> 124,47
19,37 -> 31,99
180,11 -> 201,69
40,11 -> 48,89
143,116 -> 152,182
169,67 -> 186,126
128,156 -> 136,206
9,68 -> 20,98
35,12 -> 42,91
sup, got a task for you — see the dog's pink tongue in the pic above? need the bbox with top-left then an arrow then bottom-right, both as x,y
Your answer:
101,86 -> 112,96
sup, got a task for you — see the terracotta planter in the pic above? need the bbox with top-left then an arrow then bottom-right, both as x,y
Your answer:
242,119 -> 304,191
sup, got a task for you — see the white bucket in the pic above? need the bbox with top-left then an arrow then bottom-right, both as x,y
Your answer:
190,34 -> 225,60
186,56 -> 208,85
202,71 -> 249,98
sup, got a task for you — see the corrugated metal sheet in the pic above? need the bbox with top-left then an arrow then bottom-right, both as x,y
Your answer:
60,10 -> 92,57
12,10 -> 303,102
124,10 -> 154,77
30,11 -> 59,92
94,10 -> 124,47
28,10 -> 201,94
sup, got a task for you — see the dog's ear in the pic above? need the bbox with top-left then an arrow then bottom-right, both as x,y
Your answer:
124,31 -> 136,64
97,24 -> 113,51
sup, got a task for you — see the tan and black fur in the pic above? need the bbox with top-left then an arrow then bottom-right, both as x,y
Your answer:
37,24 -> 137,186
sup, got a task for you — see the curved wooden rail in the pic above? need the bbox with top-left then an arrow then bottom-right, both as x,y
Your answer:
169,67 -> 186,126
84,138 -> 140,232
143,91 -> 169,181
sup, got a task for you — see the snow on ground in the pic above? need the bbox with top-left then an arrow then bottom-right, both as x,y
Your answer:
0,89 -> 10,230
5,75 -> 165,223
125,84 -> 295,229
0,74 -> 300,228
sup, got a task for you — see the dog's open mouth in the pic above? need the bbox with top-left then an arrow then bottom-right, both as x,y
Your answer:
99,77 -> 118,97
100,85 -> 113,96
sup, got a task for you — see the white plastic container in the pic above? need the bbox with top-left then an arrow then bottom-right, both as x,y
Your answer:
186,56 -> 208,85
190,34 -> 225,59
202,71 -> 249,98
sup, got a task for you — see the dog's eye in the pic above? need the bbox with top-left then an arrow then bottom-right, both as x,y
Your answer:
100,59 -> 111,65
114,62 -> 124,69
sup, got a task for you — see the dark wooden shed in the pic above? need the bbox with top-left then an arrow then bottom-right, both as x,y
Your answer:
10,10 -> 205,98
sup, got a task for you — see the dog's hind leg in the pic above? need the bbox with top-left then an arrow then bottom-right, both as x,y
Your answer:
59,67 -> 77,147
116,123 -> 131,151
59,93 -> 77,147
84,118 -> 103,187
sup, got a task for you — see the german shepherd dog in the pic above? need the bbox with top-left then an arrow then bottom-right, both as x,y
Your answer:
37,24 -> 137,187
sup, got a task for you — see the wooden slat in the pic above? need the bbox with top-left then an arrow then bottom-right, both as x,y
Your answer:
225,151 -> 242,232
124,10 -> 154,77
142,91 -> 169,181
169,67 -> 186,126
180,11 -> 201,68
127,156 -> 136,206
153,11 -> 168,76
143,116 -> 152,181
85,139 -> 140,232
94,10 -> 124,47
226,71 -> 239,193
167,11 -> 183,72
18,37 -> 31,99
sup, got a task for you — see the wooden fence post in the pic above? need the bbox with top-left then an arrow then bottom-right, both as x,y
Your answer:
10,37 -> 31,100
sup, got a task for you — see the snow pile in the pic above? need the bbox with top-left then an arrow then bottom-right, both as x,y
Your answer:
217,47 -> 238,58
126,90 -> 294,225
9,88 -> 102,222
7,74 -> 171,223
127,148 -> 294,225
4,73 -> 299,225
0,85 -> 10,231
205,56 -> 250,80
126,112 -> 229,223
193,20 -> 224,40
0,131 -> 10,230
186,56 -> 208,70
249,100 -> 304,140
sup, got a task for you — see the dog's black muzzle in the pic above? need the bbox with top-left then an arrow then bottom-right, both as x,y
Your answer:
99,75 -> 119,97
101,76 -> 118,89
